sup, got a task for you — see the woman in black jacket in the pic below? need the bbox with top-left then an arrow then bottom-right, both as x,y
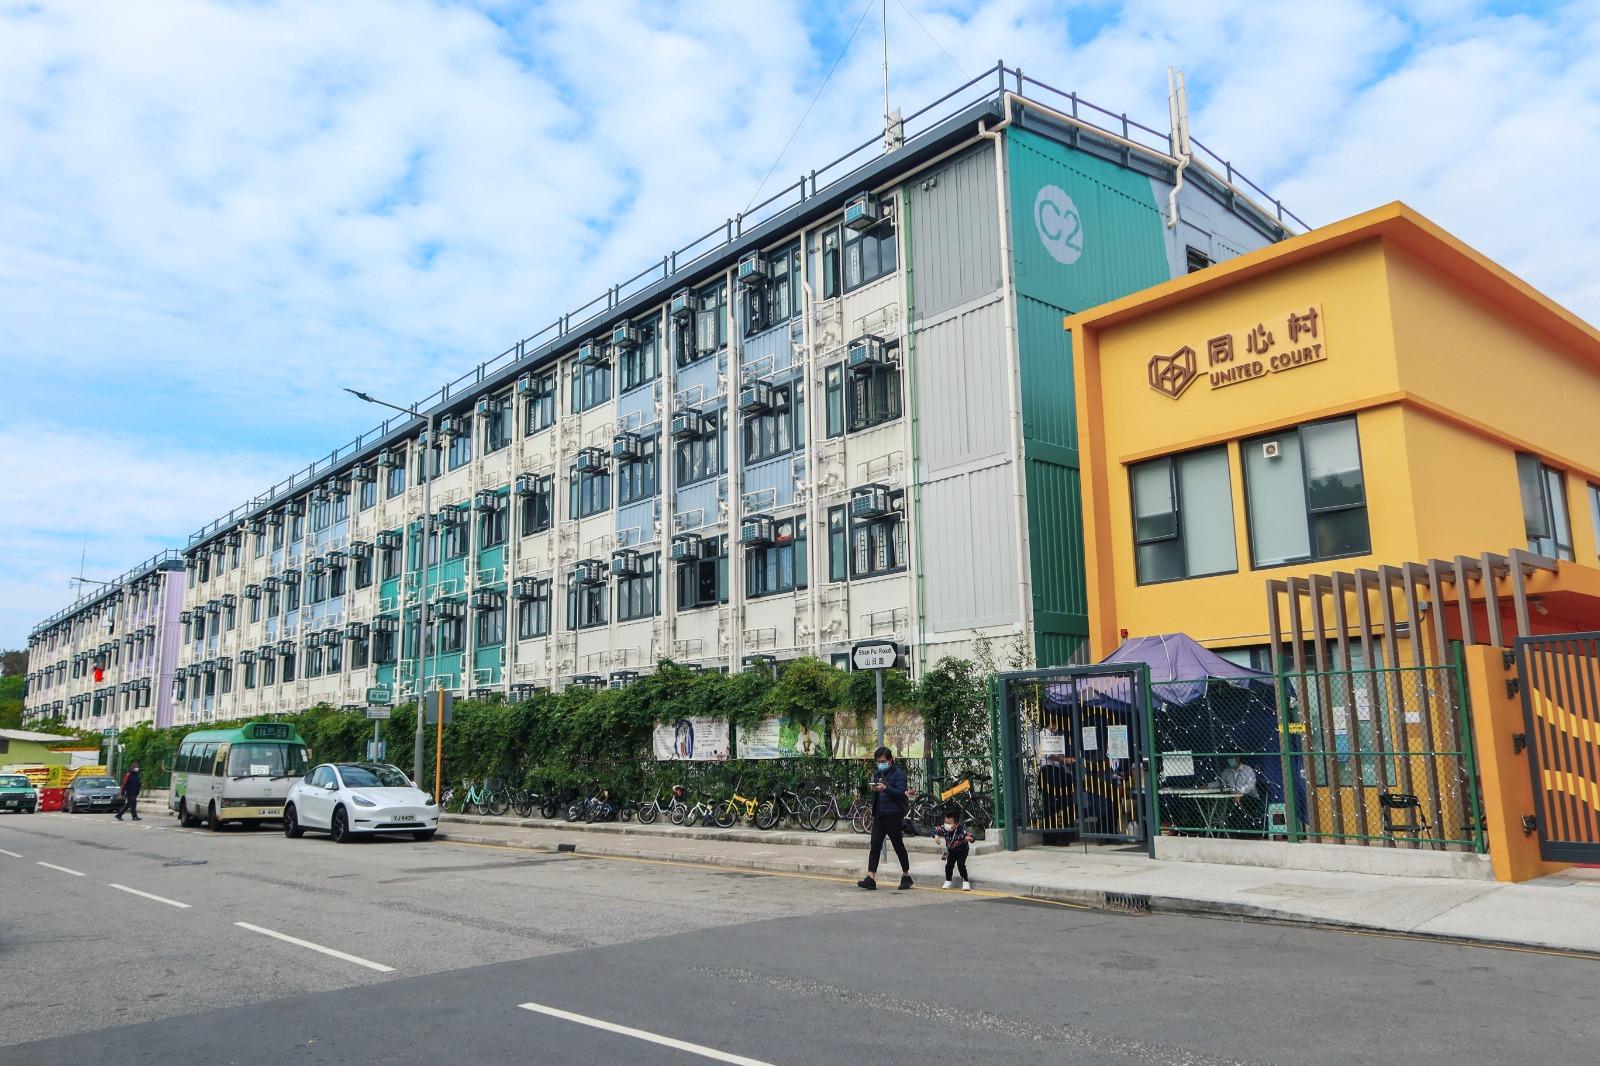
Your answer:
857,746 -> 913,891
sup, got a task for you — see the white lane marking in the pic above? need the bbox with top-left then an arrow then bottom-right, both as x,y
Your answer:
109,883 -> 191,909
0,848 -> 21,858
233,922 -> 395,973
518,1002 -> 778,1065
37,861 -> 85,876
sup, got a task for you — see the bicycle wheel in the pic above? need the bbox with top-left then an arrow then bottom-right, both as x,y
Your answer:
807,800 -> 837,834
850,806 -> 872,834
564,801 -> 584,822
712,801 -> 737,829
619,804 -> 636,822
669,801 -> 688,825
512,791 -> 535,818
540,797 -> 560,820
636,802 -> 657,824
753,801 -> 779,831
486,790 -> 510,818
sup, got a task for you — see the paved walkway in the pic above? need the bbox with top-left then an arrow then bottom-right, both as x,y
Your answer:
437,814 -> 1600,955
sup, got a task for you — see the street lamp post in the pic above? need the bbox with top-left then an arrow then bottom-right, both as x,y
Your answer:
345,388 -> 436,784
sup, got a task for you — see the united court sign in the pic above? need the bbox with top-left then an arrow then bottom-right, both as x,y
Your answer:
1149,304 -> 1327,399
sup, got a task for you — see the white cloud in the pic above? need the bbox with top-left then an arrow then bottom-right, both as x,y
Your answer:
1,0 -> 1597,647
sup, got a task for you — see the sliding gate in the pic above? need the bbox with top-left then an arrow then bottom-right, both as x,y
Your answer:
1516,633 -> 1600,863
996,664 -> 1153,853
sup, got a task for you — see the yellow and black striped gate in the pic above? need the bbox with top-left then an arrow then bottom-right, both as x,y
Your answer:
1515,633 -> 1600,863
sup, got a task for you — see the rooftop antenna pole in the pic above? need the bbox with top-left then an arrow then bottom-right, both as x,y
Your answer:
881,0 -> 902,151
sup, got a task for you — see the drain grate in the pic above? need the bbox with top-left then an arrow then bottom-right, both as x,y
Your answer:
1104,891 -> 1152,913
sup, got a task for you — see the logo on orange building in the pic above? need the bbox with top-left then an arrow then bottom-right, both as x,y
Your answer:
1147,345 -> 1198,399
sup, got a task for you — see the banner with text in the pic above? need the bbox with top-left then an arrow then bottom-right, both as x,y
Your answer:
830,709 -> 929,760
738,716 -> 827,759
652,717 -> 731,761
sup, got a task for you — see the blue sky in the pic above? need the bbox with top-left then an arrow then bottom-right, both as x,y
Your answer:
3,0 -> 1598,648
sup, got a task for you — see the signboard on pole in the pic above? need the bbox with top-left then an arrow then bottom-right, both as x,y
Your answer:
366,740 -> 387,761
365,705 -> 392,720
422,690 -> 455,726
101,727 -> 117,738
851,641 -> 899,671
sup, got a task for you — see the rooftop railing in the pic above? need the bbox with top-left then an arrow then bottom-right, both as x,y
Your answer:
185,61 -> 1305,548
29,549 -> 184,636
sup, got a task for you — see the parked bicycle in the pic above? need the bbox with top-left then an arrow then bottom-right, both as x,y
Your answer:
634,783 -> 689,825
805,784 -> 872,834
754,780 -> 816,831
455,778 -> 510,817
713,776 -> 762,829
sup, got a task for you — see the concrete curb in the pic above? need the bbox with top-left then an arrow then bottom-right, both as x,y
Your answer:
432,827 -> 1593,956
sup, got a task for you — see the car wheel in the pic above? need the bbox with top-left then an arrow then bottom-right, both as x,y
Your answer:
412,829 -> 436,842
283,804 -> 305,839
330,806 -> 355,844
179,800 -> 201,828
207,802 -> 224,832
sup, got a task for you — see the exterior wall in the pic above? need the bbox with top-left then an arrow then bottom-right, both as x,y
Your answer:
1071,206 -> 1600,661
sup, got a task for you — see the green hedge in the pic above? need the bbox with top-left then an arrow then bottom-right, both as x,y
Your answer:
112,656 -> 993,795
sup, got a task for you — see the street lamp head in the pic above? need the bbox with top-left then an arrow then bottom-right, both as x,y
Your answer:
344,388 -> 376,404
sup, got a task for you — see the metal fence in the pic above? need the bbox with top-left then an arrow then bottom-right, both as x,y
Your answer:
1148,663 -> 1483,851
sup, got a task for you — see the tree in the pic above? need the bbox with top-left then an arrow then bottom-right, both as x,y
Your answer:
0,674 -> 23,730
0,648 -> 26,677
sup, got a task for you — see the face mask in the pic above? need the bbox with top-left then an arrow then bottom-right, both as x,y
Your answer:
876,761 -> 890,772
1227,759 -> 1240,769
945,824 -> 958,833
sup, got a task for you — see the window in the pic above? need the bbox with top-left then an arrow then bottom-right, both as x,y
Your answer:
326,640 -> 342,675
676,281 -> 728,367
271,521 -> 285,550
568,463 -> 611,519
443,518 -> 469,560
359,478 -> 377,511
1590,484 -> 1600,566
519,475 -> 554,535
618,323 -> 659,392
254,532 -> 265,558
373,625 -> 397,664
676,536 -> 727,610
1186,245 -> 1213,273
828,507 -> 848,582
1517,453 -> 1575,561
618,553 -> 658,621
1243,418 -> 1371,567
516,581 -> 552,639
261,656 -> 276,686
617,436 -> 659,505
266,586 -> 280,617
438,612 -> 465,653
305,643 -> 322,679
824,360 -> 900,436
571,359 -> 612,413
742,245 -> 801,336
566,579 -> 608,630
416,441 -> 440,484
850,491 -> 906,578
523,370 -> 557,434
290,514 -> 304,543
380,540 -> 400,581
1129,447 -> 1237,584
821,228 -> 841,300
329,563 -> 346,598
675,413 -> 725,486
478,499 -> 508,550
243,661 -> 256,690
841,218 -> 897,291
332,492 -> 349,523
447,425 -> 473,470
308,570 -> 327,606
746,519 -> 807,597
248,596 -> 261,624
350,637 -> 369,670
743,385 -> 803,465
354,554 -> 373,590
281,650 -> 296,683
386,462 -> 406,499
476,604 -> 506,647
483,400 -> 510,453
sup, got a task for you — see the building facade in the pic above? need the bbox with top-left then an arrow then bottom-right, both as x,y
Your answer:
23,551 -> 186,729
1068,201 -> 1600,663
25,68 -> 1302,726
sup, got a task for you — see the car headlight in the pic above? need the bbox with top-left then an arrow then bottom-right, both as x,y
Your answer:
424,794 -> 436,806
350,793 -> 378,807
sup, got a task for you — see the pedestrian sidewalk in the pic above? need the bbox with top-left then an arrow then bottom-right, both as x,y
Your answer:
437,814 -> 1600,955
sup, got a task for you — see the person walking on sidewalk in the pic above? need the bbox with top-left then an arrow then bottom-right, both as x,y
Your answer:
114,763 -> 142,821
934,808 -> 975,891
857,746 -> 912,891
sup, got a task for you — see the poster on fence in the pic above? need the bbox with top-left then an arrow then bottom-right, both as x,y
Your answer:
652,717 -> 731,761
739,716 -> 826,759
830,708 -> 929,760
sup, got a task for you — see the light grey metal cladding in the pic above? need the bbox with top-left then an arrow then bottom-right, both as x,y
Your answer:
1151,174 -> 1278,276
740,319 -> 803,378
674,478 -> 722,532
616,498 -> 658,549
907,142 -> 1002,323
741,452 -> 804,511
911,297 -> 1010,477
918,462 -> 1018,633
674,353 -> 722,407
615,380 -> 658,429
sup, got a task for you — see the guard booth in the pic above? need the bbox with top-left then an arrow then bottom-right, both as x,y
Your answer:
994,662 -> 1154,853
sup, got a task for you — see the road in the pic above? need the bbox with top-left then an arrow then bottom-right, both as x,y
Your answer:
2,809 -> 1597,1064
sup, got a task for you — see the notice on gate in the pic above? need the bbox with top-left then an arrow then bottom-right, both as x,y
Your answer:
1080,726 -> 1099,752
1105,725 -> 1130,761
1038,730 -> 1067,757
652,717 -> 730,761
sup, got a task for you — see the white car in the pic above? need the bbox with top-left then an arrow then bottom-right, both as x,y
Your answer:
283,762 -> 438,843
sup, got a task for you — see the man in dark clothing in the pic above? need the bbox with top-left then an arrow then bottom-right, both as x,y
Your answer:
114,763 -> 142,821
857,746 -> 913,891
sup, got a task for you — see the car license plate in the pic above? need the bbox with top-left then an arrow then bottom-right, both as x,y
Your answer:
257,808 -> 278,817
389,814 -> 410,821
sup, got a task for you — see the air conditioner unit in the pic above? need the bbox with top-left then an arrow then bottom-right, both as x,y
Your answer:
328,475 -> 351,496
178,610 -> 193,624
311,486 -> 330,504
515,371 -> 535,394
201,661 -> 216,674
221,594 -> 238,609
417,430 -> 434,450
432,600 -> 464,621
738,381 -> 774,414
284,500 -> 305,517
378,449 -> 402,469
1261,440 -> 1282,460
611,322 -> 640,351
373,616 -> 399,633
437,506 -> 467,526
470,589 -> 504,611
610,549 -> 640,577
267,511 -> 285,528
575,447 -> 608,473
475,395 -> 504,417
514,473 -> 543,497
669,534 -> 703,561
345,621 -> 369,641
354,463 -> 377,484
225,532 -> 243,548
473,490 -> 501,513
570,674 -> 605,689
439,415 -> 465,438
842,190 -> 884,232
846,335 -> 889,374
609,670 -> 639,688
669,288 -> 696,321
670,411 -> 709,439
350,541 -> 373,559
376,530 -> 402,549
262,575 -> 280,590
247,518 -> 265,534
239,650 -> 256,664
849,484 -> 891,520
739,515 -> 774,546
308,558 -> 326,576
281,570 -> 301,585
244,584 -> 261,600
512,577 -> 540,601
611,432 -> 642,460
205,600 -> 222,614
573,559 -> 607,585
737,251 -> 770,286
276,640 -> 294,656
576,339 -> 608,367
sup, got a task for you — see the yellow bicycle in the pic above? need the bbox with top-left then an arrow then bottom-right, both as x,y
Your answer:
713,777 -> 760,828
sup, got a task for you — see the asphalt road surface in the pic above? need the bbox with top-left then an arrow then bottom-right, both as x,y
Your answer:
3,809 -> 1597,1065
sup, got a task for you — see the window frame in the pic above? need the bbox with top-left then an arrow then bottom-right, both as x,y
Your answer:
745,518 -> 808,598
568,463 -> 612,520
1128,446 -> 1239,586
1517,453 -> 1576,562
674,413 -> 725,487
617,435 -> 660,505
617,553 -> 659,622
570,359 -> 612,414
840,218 -> 897,292
516,581 -> 552,639
523,370 -> 558,435
848,490 -> 907,579
675,536 -> 728,610
1241,416 -> 1372,570
618,322 -> 660,393
519,475 -> 555,535
742,384 -> 803,466
566,579 -> 609,630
